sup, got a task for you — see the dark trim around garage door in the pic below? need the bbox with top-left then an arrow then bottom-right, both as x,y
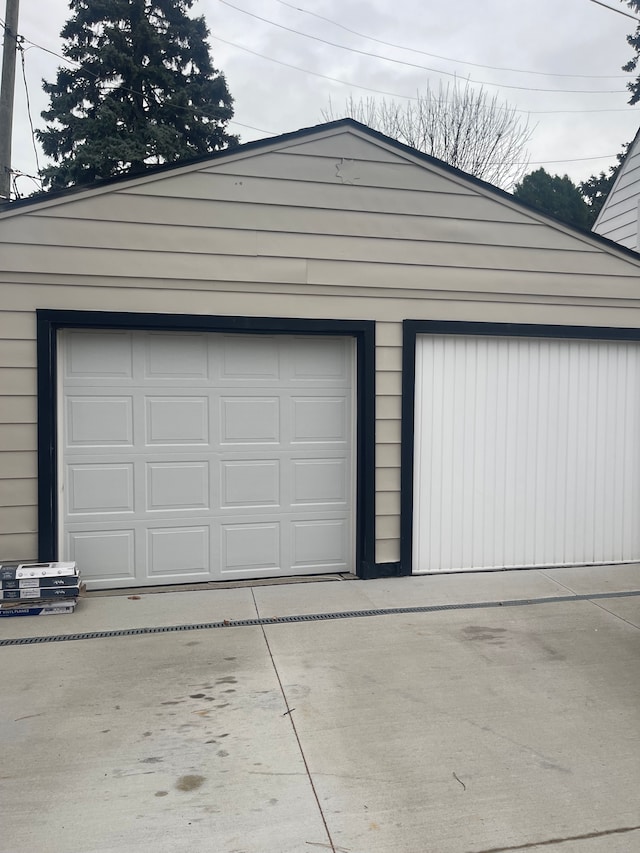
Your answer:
401,320 -> 640,576
37,309 -> 377,580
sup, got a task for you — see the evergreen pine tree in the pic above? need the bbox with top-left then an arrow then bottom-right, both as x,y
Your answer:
513,169 -> 592,230
625,1 -> 640,104
37,0 -> 237,189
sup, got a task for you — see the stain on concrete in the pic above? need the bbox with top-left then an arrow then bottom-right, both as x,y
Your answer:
539,760 -> 571,774
155,791 -> 168,797
224,657 -> 236,661
222,689 -> 236,694
175,774 -> 206,792
161,700 -> 182,706
539,643 -> 566,661
185,641 -> 200,646
217,750 -> 229,758
141,757 -> 163,764
190,693 -> 206,699
142,731 -> 152,737
216,676 -> 237,684
461,626 -> 508,644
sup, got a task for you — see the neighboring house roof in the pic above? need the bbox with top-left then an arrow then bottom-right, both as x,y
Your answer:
592,125 -> 640,251
2,117 -> 640,267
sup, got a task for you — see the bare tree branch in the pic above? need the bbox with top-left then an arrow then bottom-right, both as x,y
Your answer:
322,81 -> 534,190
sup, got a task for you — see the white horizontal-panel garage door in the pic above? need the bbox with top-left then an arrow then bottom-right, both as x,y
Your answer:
413,334 -> 640,572
59,330 -> 354,588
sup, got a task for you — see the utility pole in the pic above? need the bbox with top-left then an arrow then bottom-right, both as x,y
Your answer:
0,0 -> 20,201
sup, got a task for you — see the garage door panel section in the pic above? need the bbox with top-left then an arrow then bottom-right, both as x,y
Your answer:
60,330 -> 354,588
66,528 -> 136,583
67,463 -> 135,515
413,334 -> 640,572
66,396 -> 134,447
146,461 -> 210,512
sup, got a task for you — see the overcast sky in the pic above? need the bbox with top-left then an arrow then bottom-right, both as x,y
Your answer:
4,0 -> 640,198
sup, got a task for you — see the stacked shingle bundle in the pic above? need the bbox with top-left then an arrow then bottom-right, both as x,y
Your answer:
0,562 -> 82,617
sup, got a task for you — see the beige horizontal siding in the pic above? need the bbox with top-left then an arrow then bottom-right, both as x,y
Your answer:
377,444 -> 401,468
0,424 -> 36,451
376,492 -> 400,517
376,346 -> 403,371
0,532 -> 37,561
121,174 -> 538,223
207,151 -> 475,194
279,134 -> 414,163
375,538 -> 400,563
376,467 -> 401,492
376,420 -> 401,444
0,451 -> 37,479
0,339 -> 37,367
376,396 -> 402,421
280,134 -> 407,163
0,311 -> 35,339
0,368 -> 36,396
2,126 -> 640,572
0,505 -> 36,535
3,221 -> 615,276
0,397 -> 36,423
377,372 -> 401,396
376,515 -> 400,539
32,196 -> 597,252
0,478 -> 37,507
0,245 -> 308,285
376,322 -> 403,347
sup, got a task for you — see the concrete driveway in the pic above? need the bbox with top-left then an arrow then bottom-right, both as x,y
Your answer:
1,566 -> 639,853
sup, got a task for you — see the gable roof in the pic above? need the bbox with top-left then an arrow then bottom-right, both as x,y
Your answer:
3,118 -> 640,266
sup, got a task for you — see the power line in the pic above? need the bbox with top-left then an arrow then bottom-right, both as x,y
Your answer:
1,15 -> 629,172
5,16 -> 638,127
218,0 -> 626,95
215,34 -> 639,116
525,153 -> 618,164
215,34 -> 425,99
17,41 -> 43,187
588,0 -> 640,20
273,0 -> 629,80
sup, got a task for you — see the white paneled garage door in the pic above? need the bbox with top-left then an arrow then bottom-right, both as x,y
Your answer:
59,330 -> 354,588
413,334 -> 640,573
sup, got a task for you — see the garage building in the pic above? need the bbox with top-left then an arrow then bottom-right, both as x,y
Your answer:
2,119 -> 640,589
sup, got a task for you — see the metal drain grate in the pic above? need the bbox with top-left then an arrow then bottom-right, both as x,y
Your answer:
1,589 -> 639,646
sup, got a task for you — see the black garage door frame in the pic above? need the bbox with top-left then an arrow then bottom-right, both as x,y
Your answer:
37,309 -> 378,580
400,319 -> 640,575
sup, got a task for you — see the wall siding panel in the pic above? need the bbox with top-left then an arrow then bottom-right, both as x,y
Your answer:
0,532 -> 37,561
0,479 -> 37,507
593,138 -> 640,249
